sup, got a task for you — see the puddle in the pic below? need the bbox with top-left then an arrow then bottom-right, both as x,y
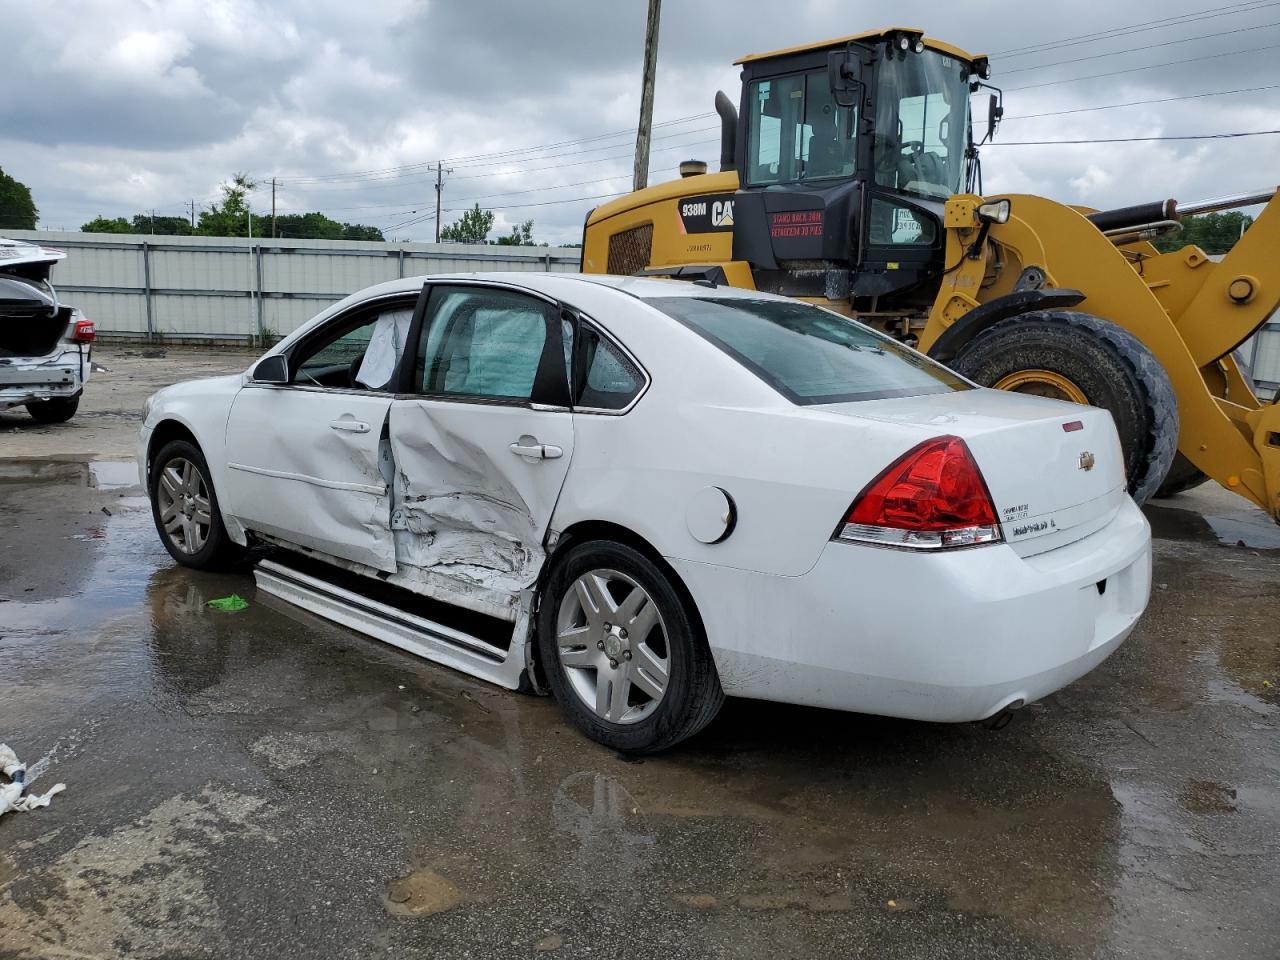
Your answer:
90,460 -> 139,489
0,458 -> 139,489
1145,502 -> 1280,551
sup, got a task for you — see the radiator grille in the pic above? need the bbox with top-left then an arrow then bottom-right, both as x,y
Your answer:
607,224 -> 653,275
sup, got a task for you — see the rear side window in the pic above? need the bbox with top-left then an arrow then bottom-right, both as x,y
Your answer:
575,326 -> 643,410
644,296 -> 969,404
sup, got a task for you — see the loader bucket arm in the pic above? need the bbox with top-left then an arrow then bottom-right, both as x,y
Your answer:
921,193 -> 1280,520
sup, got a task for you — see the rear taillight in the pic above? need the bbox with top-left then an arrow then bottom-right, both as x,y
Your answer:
835,435 -> 1002,550
72,319 -> 95,343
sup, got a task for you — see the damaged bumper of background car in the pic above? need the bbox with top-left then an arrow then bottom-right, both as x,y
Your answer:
0,351 -> 85,410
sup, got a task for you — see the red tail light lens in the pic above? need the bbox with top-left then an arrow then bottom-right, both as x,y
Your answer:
72,318 -> 96,343
836,435 -> 1002,550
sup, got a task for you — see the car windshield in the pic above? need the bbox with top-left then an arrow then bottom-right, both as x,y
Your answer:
644,296 -> 969,404
873,49 -> 971,199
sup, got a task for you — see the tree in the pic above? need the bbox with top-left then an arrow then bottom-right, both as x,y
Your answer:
272,212 -> 384,241
131,214 -> 193,236
81,216 -> 134,233
342,223 -> 385,241
495,219 -> 535,246
196,173 -> 258,238
0,167 -> 38,231
440,203 -> 494,243
1152,211 -> 1253,255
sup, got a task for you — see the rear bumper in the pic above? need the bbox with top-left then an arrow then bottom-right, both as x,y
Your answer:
0,345 -> 89,410
671,496 -> 1152,722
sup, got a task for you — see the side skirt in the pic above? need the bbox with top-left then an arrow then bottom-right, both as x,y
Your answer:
254,558 -> 529,691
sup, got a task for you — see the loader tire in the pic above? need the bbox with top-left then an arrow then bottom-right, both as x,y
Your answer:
951,310 -> 1178,505
1154,454 -> 1209,498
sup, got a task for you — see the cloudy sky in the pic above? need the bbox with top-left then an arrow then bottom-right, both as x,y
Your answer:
4,0 -> 1280,244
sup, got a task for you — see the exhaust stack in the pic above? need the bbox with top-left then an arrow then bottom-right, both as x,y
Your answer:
715,90 -> 737,173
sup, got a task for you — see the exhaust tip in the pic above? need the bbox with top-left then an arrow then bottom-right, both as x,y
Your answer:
978,698 -> 1025,730
679,159 -> 708,178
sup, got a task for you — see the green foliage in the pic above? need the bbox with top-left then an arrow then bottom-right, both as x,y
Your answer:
131,214 -> 193,235
0,167 -> 38,231
440,203 -> 495,243
274,212 -> 384,241
1152,211 -> 1253,255
341,223 -> 385,241
80,216 -> 135,234
196,173 -> 258,238
495,219 -> 535,246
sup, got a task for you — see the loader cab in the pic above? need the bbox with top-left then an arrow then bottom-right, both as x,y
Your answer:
731,29 -> 983,309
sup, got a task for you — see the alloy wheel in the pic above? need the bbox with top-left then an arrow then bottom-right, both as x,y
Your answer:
555,568 -> 670,724
156,457 -> 212,555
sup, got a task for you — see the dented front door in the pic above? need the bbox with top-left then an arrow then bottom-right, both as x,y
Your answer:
388,283 -> 574,601
223,385 -> 397,571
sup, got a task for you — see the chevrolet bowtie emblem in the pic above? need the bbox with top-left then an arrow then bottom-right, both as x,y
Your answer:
1079,451 -> 1096,471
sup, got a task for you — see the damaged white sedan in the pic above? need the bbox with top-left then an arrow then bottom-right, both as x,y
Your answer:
1,239 -> 94,422
140,273 -> 1151,752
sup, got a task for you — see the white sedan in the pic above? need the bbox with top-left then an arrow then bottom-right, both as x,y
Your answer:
140,273 -> 1151,753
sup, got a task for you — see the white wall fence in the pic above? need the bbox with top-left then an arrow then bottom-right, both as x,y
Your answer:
7,231 -> 582,343
6,230 -> 1277,393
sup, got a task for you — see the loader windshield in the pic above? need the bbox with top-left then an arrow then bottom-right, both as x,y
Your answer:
873,50 -> 971,199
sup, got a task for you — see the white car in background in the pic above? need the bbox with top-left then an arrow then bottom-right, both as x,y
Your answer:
139,273 -> 1151,753
0,238 -> 94,422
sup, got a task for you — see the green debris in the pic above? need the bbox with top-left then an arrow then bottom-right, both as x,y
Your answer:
207,594 -> 248,612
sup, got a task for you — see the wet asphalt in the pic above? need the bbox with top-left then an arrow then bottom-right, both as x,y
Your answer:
1,459 -> 1278,960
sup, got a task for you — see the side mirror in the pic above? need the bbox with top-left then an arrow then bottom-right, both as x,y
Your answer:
827,49 -> 861,108
252,354 -> 289,384
987,93 -> 1004,140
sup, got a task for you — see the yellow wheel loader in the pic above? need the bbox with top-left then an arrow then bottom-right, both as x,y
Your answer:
581,27 -> 1280,519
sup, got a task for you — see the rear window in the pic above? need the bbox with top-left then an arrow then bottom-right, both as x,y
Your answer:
644,296 -> 969,404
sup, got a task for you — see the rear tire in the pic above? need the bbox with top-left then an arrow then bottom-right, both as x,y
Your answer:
25,396 -> 80,423
951,310 -> 1178,505
1154,453 -> 1209,498
148,439 -> 244,569
537,540 -> 723,754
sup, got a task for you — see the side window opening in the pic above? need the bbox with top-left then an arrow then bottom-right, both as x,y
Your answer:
413,287 -> 553,402
575,325 -> 643,411
290,300 -> 415,390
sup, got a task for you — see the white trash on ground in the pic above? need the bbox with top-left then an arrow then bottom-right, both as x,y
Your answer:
0,743 -> 65,817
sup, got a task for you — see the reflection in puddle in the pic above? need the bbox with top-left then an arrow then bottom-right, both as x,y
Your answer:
0,458 -> 139,489
1145,501 -> 1280,551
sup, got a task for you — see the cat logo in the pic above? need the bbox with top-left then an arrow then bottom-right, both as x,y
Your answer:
678,193 -> 735,233
1078,451 -> 1096,471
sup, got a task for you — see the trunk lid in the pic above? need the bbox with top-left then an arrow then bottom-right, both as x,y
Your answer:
820,388 -> 1127,555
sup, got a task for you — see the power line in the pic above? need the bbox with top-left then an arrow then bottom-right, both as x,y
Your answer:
274,112 -> 715,184
1000,19 -> 1280,75
1005,40 -> 1280,90
283,122 -> 719,189
994,0 -> 1280,57
985,128 -> 1280,145
1002,82 -> 1280,120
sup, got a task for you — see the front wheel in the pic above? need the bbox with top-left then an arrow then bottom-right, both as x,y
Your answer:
148,439 -> 244,569
537,540 -> 724,754
25,396 -> 80,423
950,310 -> 1179,505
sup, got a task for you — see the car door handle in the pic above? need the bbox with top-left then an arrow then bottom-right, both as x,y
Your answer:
330,419 -> 370,434
509,441 -> 563,460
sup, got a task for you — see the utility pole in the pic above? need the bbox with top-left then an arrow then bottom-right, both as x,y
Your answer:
434,162 -> 452,243
150,209 -> 156,233
271,177 -> 277,239
188,200 -> 196,232
633,0 -> 662,192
